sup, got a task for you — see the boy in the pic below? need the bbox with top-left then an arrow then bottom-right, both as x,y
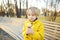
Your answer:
22,7 -> 44,40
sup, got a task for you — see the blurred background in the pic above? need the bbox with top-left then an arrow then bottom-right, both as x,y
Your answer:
0,0 -> 60,40
0,0 -> 60,22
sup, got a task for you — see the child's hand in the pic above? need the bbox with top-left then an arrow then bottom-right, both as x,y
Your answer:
26,23 -> 34,34
26,28 -> 34,34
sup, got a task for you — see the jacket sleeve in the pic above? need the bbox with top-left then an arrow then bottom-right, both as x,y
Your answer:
33,22 -> 44,40
22,22 -> 27,37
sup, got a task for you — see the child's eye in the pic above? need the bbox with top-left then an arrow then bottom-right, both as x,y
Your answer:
27,14 -> 35,16
32,14 -> 35,16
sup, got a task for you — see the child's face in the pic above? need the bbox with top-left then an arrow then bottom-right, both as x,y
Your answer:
27,10 -> 37,22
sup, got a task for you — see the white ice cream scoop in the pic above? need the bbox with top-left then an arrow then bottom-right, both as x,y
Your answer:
27,23 -> 32,28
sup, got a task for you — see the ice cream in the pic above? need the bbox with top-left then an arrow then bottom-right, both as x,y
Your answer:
27,23 -> 32,28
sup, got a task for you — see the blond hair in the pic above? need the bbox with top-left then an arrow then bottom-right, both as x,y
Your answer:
26,7 -> 40,16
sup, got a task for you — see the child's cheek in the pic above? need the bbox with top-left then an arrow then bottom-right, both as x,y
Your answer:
28,16 -> 37,21
28,16 -> 32,19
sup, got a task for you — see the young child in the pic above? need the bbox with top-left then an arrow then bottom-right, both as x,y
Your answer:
22,7 -> 44,40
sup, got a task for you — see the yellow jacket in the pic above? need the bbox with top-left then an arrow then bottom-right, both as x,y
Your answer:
22,19 -> 44,40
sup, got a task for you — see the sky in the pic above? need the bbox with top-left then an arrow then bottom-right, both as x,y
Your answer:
0,0 -> 47,9
0,0 -> 60,11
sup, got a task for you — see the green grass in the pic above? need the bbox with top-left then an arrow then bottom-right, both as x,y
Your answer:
39,16 -> 60,23
20,15 -> 60,23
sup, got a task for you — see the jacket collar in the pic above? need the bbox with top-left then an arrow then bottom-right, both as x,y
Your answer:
28,18 -> 38,24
